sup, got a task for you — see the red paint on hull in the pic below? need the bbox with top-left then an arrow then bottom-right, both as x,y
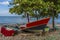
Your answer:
21,17 -> 50,30
1,27 -> 15,36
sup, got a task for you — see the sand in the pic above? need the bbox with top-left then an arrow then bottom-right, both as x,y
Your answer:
0,24 -> 60,40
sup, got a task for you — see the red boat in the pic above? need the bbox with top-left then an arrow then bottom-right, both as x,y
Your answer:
0,17 -> 50,36
20,17 -> 50,31
1,27 -> 15,36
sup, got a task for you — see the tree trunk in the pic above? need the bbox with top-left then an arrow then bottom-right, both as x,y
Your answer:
35,11 -> 39,20
27,13 -> 30,23
36,13 -> 39,21
52,12 -> 55,30
52,16 -> 55,28
36,15 -> 38,20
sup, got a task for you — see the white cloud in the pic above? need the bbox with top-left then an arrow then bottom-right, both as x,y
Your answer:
0,10 -> 19,16
0,1 -> 9,5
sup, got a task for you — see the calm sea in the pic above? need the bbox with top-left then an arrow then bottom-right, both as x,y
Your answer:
0,16 -> 60,24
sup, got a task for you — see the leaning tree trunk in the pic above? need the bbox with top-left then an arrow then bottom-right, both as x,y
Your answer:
27,13 -> 30,23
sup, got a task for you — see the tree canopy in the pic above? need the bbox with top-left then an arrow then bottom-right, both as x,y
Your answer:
9,0 -> 46,22
9,0 -> 60,17
9,0 -> 60,29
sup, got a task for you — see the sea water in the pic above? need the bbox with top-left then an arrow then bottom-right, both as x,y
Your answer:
0,16 -> 36,24
0,16 -> 60,24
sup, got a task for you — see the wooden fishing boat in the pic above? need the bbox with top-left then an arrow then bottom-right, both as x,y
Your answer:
0,17 -> 50,36
20,17 -> 50,32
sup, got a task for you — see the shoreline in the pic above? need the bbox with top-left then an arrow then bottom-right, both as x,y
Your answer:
0,23 -> 60,26
0,23 -> 60,29
47,24 -> 60,28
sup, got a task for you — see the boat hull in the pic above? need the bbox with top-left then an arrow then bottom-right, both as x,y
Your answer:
21,17 -> 50,30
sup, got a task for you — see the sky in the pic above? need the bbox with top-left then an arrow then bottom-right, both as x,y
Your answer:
0,0 -> 19,16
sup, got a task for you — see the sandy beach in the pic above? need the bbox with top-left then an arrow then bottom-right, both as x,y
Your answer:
0,24 -> 60,40
47,24 -> 60,28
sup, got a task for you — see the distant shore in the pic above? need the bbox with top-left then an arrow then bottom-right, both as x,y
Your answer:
0,23 -> 60,28
47,24 -> 60,28
0,23 -> 60,25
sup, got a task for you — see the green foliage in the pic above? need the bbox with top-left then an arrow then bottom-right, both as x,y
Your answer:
9,0 -> 46,21
43,0 -> 60,29
9,0 -> 60,17
44,0 -> 60,17
9,0 -> 60,24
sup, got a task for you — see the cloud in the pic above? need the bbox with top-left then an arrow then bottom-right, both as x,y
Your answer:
0,10 -> 19,16
0,1 -> 9,5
